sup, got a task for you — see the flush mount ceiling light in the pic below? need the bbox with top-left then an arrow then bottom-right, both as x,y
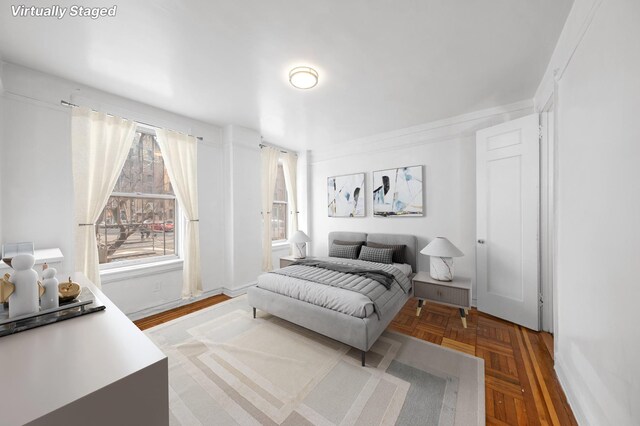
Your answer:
289,66 -> 318,89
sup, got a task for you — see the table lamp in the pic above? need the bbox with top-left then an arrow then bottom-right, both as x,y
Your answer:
289,231 -> 312,259
420,237 -> 464,281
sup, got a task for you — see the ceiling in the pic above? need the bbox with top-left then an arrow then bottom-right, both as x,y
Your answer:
0,0 -> 572,150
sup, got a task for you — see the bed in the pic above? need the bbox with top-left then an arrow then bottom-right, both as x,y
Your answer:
247,232 -> 417,366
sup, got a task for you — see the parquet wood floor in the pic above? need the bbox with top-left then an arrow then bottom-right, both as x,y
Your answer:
134,294 -> 230,330
134,294 -> 576,425
389,299 -> 577,426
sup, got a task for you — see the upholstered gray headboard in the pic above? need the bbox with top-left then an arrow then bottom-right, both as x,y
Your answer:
328,231 -> 418,272
328,231 -> 367,247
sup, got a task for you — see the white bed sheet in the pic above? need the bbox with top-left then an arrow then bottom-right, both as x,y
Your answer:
392,263 -> 412,276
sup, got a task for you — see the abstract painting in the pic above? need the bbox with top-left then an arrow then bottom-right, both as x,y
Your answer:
372,166 -> 423,216
327,173 -> 365,217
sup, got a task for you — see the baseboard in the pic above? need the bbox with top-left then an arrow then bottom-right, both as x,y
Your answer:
555,355 -> 588,425
222,281 -> 257,297
126,288 -> 223,321
126,282 -> 257,321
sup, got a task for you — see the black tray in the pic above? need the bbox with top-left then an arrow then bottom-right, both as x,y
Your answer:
0,287 -> 105,337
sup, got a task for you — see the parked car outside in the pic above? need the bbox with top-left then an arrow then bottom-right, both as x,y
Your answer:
151,220 -> 174,232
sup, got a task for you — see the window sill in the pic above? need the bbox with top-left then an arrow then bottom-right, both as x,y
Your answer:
272,241 -> 290,249
101,258 -> 183,284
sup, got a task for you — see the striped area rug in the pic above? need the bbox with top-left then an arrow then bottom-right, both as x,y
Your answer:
145,295 -> 484,425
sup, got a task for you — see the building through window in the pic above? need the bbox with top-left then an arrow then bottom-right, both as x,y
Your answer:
97,130 -> 177,265
272,162 -> 288,241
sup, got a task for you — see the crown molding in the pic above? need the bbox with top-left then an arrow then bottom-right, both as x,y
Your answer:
310,99 -> 533,164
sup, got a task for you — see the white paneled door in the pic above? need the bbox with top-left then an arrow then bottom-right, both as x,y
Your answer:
476,114 -> 540,330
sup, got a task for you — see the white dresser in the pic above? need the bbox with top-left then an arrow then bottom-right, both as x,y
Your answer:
0,273 -> 168,426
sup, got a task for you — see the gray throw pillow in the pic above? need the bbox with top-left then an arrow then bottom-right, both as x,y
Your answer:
333,240 -> 366,256
358,245 -> 394,264
366,242 -> 407,264
329,243 -> 360,259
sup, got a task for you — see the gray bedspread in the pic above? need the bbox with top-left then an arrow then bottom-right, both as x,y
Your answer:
287,258 -> 398,289
267,257 -> 411,319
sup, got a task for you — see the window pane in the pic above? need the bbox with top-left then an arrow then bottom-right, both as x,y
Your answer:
271,203 -> 287,241
271,163 -> 288,241
273,164 -> 287,202
113,133 -> 174,195
97,197 -> 176,264
98,131 -> 177,264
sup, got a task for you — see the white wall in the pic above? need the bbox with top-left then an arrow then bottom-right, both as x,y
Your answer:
0,63 -> 233,316
309,101 -> 533,303
536,1 -> 640,424
1,89 -> 76,275
220,126 -> 309,290
222,125 -> 263,293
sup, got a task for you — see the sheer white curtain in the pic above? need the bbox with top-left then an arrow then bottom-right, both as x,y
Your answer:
282,152 -> 299,239
155,129 -> 201,298
71,107 -> 136,287
261,146 -> 280,271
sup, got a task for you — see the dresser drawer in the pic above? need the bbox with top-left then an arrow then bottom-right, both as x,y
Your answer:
414,282 -> 470,308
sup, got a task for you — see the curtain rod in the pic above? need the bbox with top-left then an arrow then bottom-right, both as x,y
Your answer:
60,100 -> 204,141
259,143 -> 293,155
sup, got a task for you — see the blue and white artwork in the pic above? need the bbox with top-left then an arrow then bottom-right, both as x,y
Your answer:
327,173 -> 365,217
373,166 -> 423,217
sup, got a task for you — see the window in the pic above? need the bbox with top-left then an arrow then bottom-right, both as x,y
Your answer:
97,130 -> 177,265
271,162 -> 288,241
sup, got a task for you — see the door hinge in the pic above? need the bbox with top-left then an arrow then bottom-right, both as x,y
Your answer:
539,293 -> 544,305
538,124 -> 544,141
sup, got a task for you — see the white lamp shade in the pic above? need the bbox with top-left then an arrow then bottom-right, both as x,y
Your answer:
420,237 -> 464,258
289,230 -> 311,244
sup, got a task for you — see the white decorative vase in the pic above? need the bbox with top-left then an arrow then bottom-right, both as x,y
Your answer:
429,256 -> 454,281
8,254 -> 40,318
41,267 -> 59,310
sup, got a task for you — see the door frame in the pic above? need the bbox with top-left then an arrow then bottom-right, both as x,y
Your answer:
539,90 -> 558,338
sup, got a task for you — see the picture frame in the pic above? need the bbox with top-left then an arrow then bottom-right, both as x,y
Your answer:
372,165 -> 424,217
327,173 -> 366,217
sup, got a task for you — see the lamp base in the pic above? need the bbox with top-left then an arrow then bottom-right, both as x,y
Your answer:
293,243 -> 307,259
430,256 -> 454,281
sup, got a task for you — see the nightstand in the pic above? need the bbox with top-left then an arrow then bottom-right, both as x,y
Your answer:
412,271 -> 472,328
279,255 -> 313,268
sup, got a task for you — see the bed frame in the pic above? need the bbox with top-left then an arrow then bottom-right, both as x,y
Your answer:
247,232 -> 417,366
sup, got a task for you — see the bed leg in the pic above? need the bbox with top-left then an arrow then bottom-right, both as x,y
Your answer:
252,307 -> 256,319
361,350 -> 366,367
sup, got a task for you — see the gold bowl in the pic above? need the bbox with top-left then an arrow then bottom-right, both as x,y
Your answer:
59,278 -> 81,303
